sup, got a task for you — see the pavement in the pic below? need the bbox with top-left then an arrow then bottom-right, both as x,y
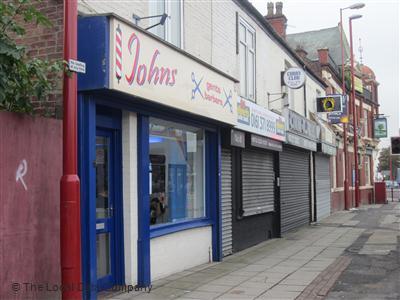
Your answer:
100,203 -> 400,300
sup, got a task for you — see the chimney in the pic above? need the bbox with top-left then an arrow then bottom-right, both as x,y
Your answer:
265,2 -> 287,39
317,48 -> 329,65
295,46 -> 308,60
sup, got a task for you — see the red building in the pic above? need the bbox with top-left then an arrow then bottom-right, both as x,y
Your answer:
287,26 -> 380,212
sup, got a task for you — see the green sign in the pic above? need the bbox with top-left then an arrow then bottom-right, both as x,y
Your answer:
374,118 -> 387,138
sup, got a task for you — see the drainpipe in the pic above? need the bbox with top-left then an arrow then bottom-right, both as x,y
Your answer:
60,0 -> 82,299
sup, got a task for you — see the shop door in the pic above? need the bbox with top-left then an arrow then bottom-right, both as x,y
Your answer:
221,148 -> 233,257
95,129 -> 118,290
315,153 -> 331,221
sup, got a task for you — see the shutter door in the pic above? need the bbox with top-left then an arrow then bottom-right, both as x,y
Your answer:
242,150 -> 275,216
280,146 -> 310,233
315,153 -> 331,221
221,148 -> 232,257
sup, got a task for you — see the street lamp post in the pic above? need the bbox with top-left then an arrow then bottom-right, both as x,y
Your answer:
339,3 -> 364,210
60,0 -> 82,299
349,14 -> 363,207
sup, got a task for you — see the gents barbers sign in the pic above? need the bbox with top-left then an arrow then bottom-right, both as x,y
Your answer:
109,17 -> 237,125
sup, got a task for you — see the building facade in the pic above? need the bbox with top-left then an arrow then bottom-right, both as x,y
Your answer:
287,26 -> 380,212
74,1 -> 336,297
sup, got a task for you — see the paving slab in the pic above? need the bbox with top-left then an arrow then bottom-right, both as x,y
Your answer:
195,284 -> 233,294
182,290 -> 221,299
257,289 -> 301,299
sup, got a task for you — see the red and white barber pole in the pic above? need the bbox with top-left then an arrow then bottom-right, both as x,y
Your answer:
115,24 -> 122,83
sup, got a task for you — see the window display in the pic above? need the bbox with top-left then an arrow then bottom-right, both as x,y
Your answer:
149,118 -> 205,225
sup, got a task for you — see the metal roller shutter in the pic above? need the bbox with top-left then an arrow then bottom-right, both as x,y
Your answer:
280,146 -> 310,233
315,153 -> 331,221
221,148 -> 233,257
242,150 -> 275,216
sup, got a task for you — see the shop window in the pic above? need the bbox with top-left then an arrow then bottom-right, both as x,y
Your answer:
149,118 -> 205,225
239,18 -> 255,101
149,0 -> 182,48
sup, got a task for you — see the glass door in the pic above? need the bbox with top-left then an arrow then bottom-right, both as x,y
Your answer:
95,129 -> 116,290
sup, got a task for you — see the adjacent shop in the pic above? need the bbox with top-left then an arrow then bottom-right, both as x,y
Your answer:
312,114 -> 337,222
77,15 -> 237,298
221,98 -> 285,255
280,108 -> 318,233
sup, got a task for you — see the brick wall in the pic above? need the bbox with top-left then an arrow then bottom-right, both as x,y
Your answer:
14,0 -> 64,118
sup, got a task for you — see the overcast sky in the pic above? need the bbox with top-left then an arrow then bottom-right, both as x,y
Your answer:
250,0 -> 399,148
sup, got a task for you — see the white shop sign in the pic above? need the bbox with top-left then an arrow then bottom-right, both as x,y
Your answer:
283,67 -> 306,89
236,98 -> 286,142
109,18 -> 237,125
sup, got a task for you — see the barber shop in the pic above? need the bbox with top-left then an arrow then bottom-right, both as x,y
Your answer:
77,15 -> 237,298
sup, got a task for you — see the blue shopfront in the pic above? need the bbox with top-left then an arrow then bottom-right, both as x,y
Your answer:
77,15 -> 238,299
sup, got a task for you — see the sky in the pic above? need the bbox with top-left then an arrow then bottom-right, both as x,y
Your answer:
250,0 -> 400,148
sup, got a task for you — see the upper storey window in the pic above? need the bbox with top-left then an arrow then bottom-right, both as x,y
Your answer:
239,18 -> 256,101
149,0 -> 182,48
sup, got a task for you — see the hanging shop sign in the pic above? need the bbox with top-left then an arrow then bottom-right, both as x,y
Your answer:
283,108 -> 318,151
327,95 -> 348,124
282,67 -> 306,89
109,17 -> 237,125
317,95 -> 343,113
236,98 -> 285,142
355,76 -> 363,94
250,134 -> 283,152
373,117 -> 388,138
230,129 -> 245,148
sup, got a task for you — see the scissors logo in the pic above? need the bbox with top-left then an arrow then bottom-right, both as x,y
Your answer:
223,89 -> 233,113
191,72 -> 203,100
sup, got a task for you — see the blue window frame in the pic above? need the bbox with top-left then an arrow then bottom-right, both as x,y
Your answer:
79,93 -> 222,295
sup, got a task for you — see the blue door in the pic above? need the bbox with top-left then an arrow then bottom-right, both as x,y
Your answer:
95,129 -> 117,290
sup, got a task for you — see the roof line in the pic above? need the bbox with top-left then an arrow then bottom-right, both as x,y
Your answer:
234,0 -> 327,88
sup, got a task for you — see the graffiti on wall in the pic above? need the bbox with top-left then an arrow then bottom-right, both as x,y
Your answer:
16,159 -> 28,191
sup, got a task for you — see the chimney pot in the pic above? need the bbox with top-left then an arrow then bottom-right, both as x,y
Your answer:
276,2 -> 283,15
267,2 -> 274,17
265,2 -> 287,39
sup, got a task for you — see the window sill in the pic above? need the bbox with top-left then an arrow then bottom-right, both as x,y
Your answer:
240,95 -> 256,103
150,218 -> 213,239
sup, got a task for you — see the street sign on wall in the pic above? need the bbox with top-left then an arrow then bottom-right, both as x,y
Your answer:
374,118 -> 388,138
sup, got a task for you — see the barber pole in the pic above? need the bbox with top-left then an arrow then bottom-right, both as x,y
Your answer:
115,24 -> 122,83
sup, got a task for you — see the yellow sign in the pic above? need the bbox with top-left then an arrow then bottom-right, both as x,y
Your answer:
340,115 -> 349,123
354,76 -> 363,94
322,97 -> 336,112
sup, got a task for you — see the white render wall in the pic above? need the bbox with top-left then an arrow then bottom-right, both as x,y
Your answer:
122,111 -> 138,285
150,227 -> 212,280
77,0 -> 326,118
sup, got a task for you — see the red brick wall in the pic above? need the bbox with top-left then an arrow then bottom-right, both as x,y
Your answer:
0,111 -> 62,299
14,0 -> 64,118
331,191 -> 345,213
